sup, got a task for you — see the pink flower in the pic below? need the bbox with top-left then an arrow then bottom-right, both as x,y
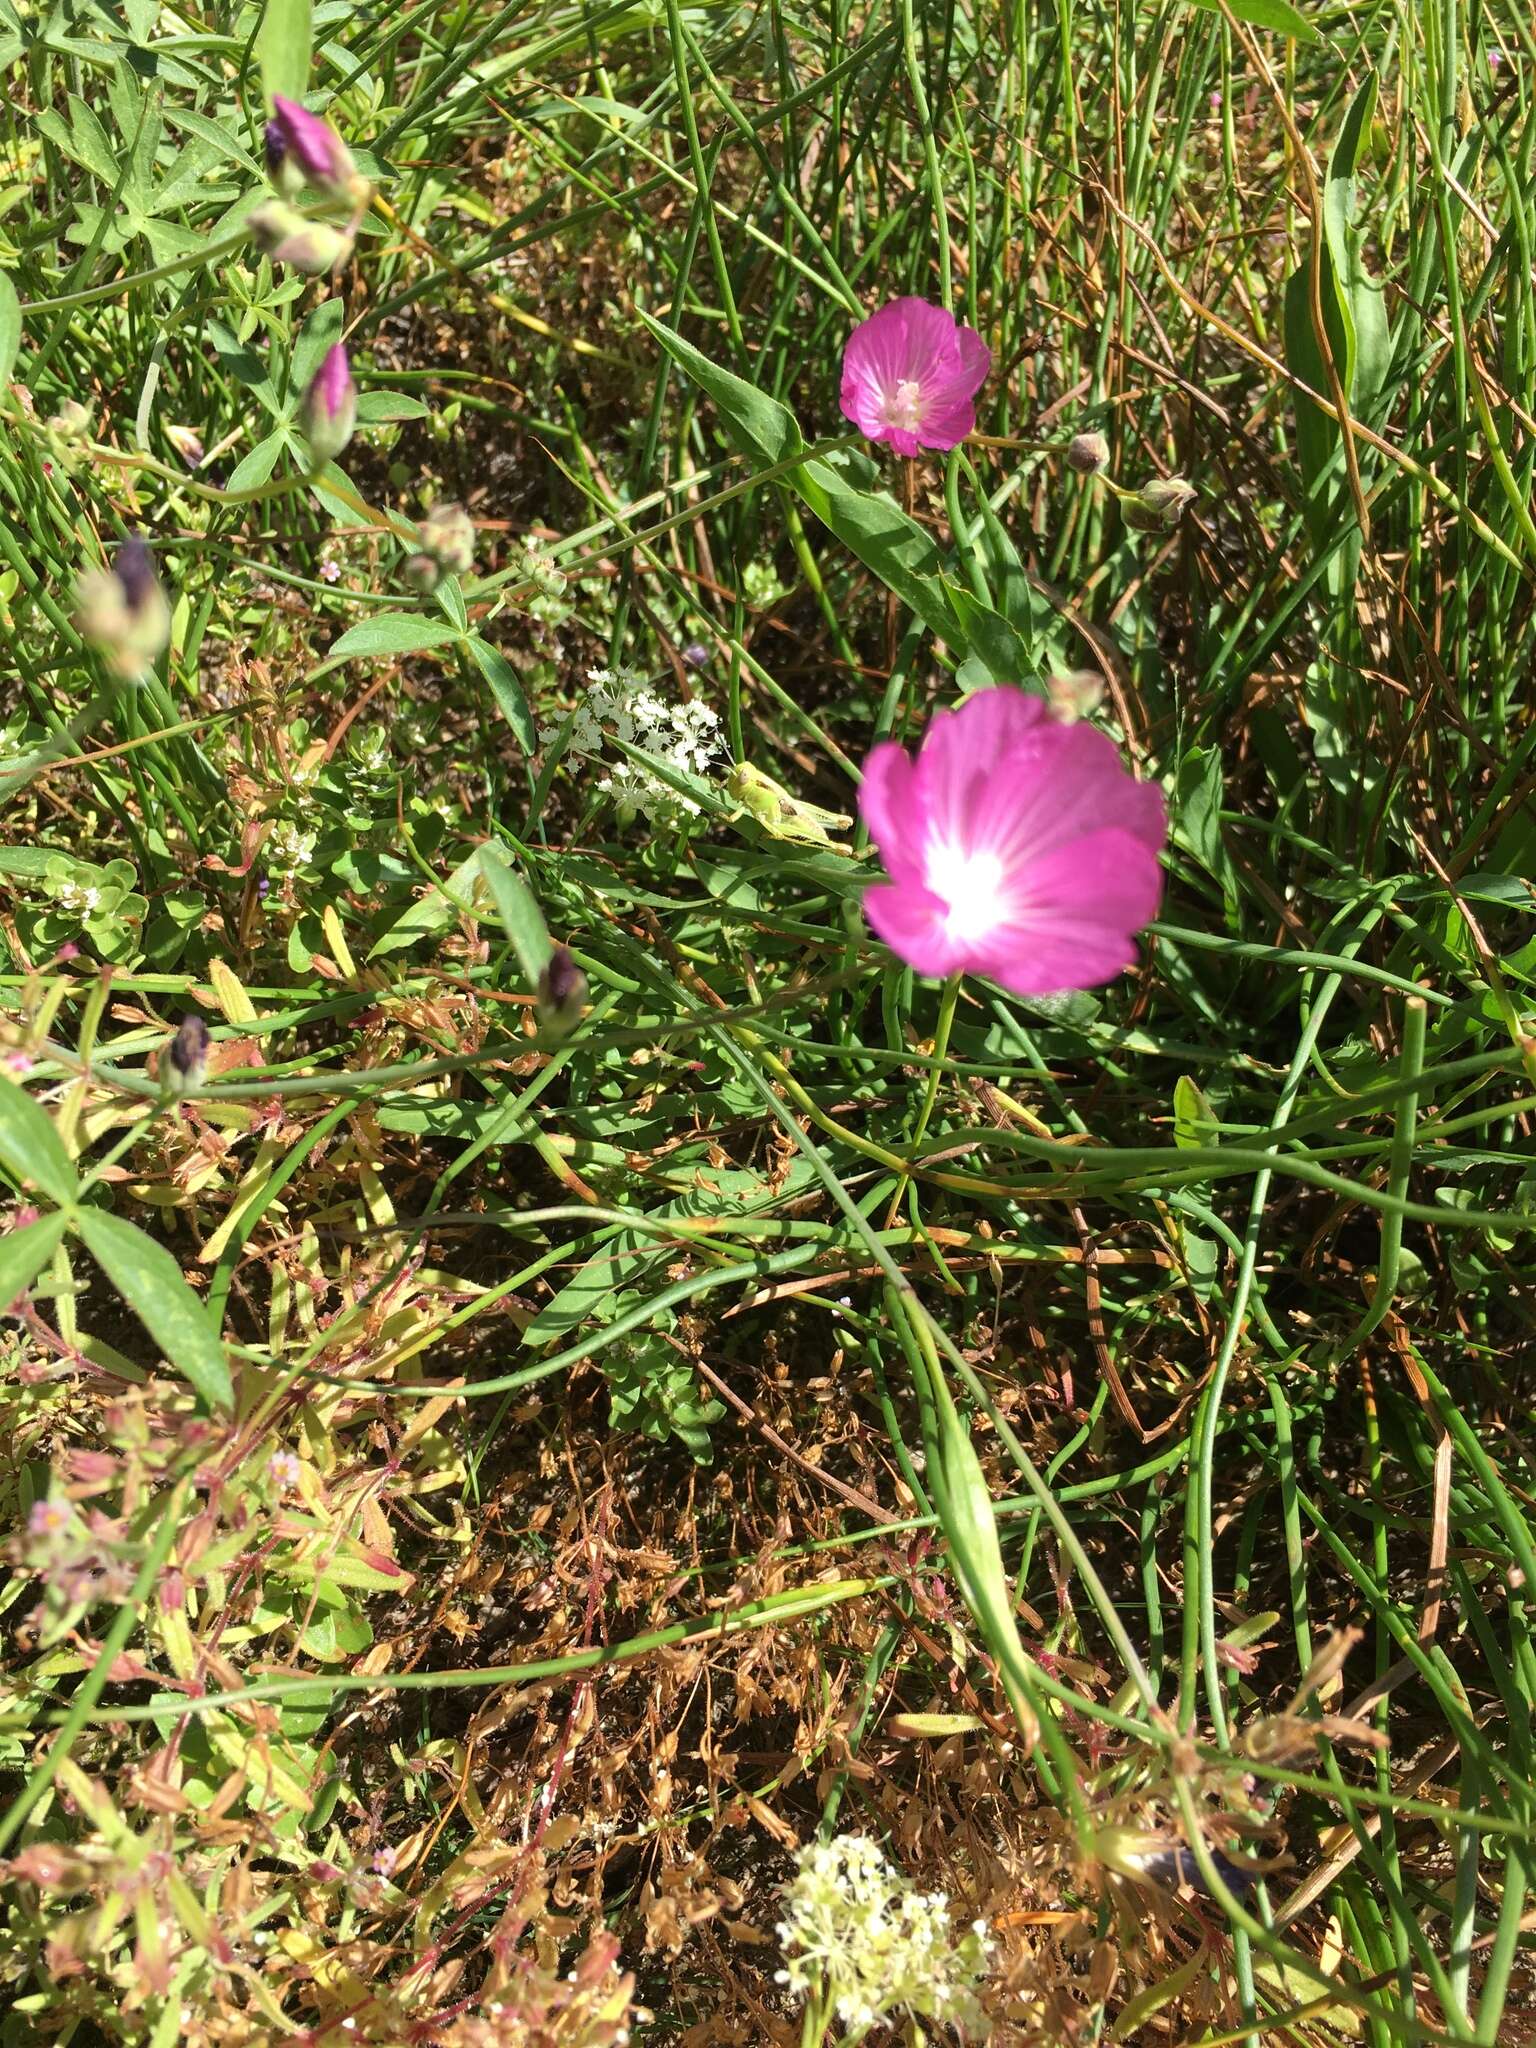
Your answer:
858,688 -> 1166,995
839,298 -> 991,457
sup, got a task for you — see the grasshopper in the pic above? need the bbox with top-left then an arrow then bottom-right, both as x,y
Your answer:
724,762 -> 853,851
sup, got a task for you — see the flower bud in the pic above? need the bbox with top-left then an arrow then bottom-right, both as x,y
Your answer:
417,500 -> 475,577
537,946 -> 588,1036
1066,430 -> 1110,475
1125,477 -> 1197,532
46,399 -> 92,444
165,1013 -> 210,1093
1046,669 -> 1105,723
682,640 -> 711,670
301,343 -> 356,468
74,537 -> 171,682
164,422 -> 205,469
247,200 -> 352,276
402,551 -> 440,593
266,94 -> 363,204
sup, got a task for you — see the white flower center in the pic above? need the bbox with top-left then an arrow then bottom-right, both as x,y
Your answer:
925,840 -> 1008,943
881,377 -> 926,433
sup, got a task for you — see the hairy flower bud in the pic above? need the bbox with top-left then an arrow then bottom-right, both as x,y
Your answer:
1067,430 -> 1110,475
247,200 -> 352,276
417,500 -> 475,577
537,945 -> 588,1036
402,551 -> 440,593
1125,476 -> 1197,532
74,538 -> 171,682
165,1013 -> 210,1093
1046,668 -> 1106,722
46,399 -> 92,443
301,343 -> 356,468
266,94 -> 363,204
164,422 -> 205,469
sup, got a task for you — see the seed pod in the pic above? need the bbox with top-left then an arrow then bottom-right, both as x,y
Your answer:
1125,477 -> 1197,531
1066,430 -> 1110,475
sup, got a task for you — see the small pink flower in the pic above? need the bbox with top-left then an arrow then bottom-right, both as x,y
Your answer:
840,297 -> 991,457
28,1499 -> 69,1539
268,1449 -> 302,1489
858,688 -> 1166,995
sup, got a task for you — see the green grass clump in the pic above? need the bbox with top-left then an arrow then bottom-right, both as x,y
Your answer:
2,0 -> 1536,2042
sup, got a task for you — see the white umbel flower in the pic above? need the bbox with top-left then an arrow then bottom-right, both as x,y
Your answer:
541,668 -> 722,827
776,1833 -> 991,2041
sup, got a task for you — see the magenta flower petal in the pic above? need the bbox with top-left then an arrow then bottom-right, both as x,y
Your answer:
269,94 -> 357,197
840,297 -> 991,455
856,686 -> 1166,997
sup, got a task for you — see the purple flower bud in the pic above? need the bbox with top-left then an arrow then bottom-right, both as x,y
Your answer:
682,641 -> 711,670
537,946 -> 588,1035
247,200 -> 352,276
113,537 -> 158,611
166,1013 -> 210,1091
268,94 -> 358,200
301,343 -> 357,468
75,538 -> 171,682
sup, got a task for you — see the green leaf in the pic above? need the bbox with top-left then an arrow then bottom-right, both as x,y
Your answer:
0,273 -> 20,388
75,1207 -> 233,1413
636,308 -> 802,467
0,1072 -> 78,1206
1173,1075 -> 1218,1150
1282,73 -> 1387,598
466,637 -> 536,753
326,614 -> 462,662
478,844 -> 552,985
0,1211 -> 69,1311
366,846 -> 481,960
225,429 -> 285,493
1181,0 -> 1316,35
258,0 -> 313,104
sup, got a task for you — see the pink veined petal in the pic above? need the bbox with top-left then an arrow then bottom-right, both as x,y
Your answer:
879,424 -> 924,457
857,741 -> 927,882
951,324 -> 993,395
965,826 -> 1165,994
862,881 -> 973,980
909,391 -> 980,451
886,297 -> 970,380
971,925 -> 1141,997
924,707 -> 1166,879
912,688 -> 1053,857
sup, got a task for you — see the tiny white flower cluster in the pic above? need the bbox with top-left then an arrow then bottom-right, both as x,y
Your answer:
542,668 -> 722,827
775,1833 -> 992,2041
54,880 -> 102,915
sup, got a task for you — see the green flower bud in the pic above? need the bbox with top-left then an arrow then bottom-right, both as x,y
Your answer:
417,500 -> 475,577
247,200 -> 352,276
